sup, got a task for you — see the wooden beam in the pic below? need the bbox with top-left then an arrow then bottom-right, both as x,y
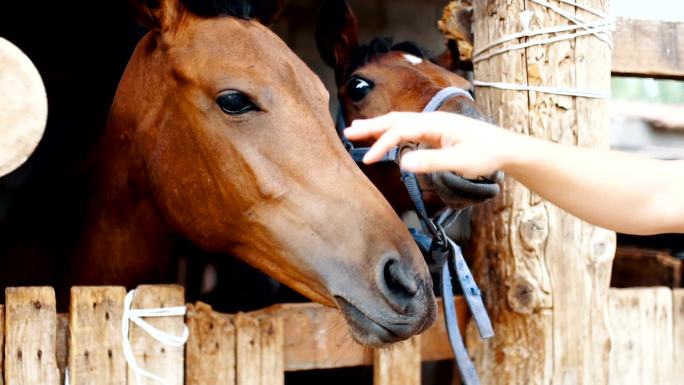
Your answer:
611,247 -> 681,288
613,18 -> 684,80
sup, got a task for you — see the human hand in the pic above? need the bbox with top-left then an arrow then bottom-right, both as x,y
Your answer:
344,111 -> 518,178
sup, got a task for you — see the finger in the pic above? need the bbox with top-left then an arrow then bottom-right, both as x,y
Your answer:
344,112 -> 423,141
399,148 -> 466,173
361,125 -> 449,164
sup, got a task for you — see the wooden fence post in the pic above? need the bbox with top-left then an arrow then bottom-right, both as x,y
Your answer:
4,287 -> 60,385
674,289 -> 684,385
373,336 -> 421,385
185,303 -> 236,385
458,0 -> 617,384
235,312 -> 284,385
68,286 -> 127,385
126,285 -> 185,385
0,305 -> 4,385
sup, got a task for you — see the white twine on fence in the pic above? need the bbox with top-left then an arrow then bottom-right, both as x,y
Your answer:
122,289 -> 190,385
472,0 -> 615,99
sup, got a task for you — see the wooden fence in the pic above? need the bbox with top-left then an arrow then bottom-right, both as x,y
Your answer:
0,285 -> 681,385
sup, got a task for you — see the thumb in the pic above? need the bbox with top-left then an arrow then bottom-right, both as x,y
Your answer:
400,148 -> 465,174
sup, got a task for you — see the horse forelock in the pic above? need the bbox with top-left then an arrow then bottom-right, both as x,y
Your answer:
344,37 -> 426,80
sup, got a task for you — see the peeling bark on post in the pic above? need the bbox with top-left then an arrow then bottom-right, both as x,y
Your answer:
457,0 -> 617,384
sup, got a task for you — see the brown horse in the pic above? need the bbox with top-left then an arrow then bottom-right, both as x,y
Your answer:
316,0 -> 500,214
4,0 -> 437,347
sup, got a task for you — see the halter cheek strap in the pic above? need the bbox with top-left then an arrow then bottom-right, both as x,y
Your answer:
338,86 -> 492,385
422,86 -> 474,112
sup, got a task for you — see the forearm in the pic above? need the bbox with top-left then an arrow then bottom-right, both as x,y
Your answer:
502,135 -> 684,235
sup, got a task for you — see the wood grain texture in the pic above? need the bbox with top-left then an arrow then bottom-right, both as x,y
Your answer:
68,287 -> 126,385
467,0 -> 616,384
55,314 -> 68,385
257,315 -> 284,385
235,312 -> 260,385
373,336 -> 421,385
4,287 -> 60,385
185,302 -> 236,385
608,288 -> 674,385
674,289 -> 684,385
0,305 -> 4,385
125,285 -> 184,385
613,18 -> 684,79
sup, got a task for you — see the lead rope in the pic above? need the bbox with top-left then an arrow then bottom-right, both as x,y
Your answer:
338,86 -> 493,385
122,289 -> 190,385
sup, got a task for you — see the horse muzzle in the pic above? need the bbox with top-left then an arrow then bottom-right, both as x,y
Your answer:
333,258 -> 437,347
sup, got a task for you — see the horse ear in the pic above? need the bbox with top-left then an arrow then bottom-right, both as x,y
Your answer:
250,0 -> 288,25
128,0 -> 183,31
315,0 -> 359,84
430,40 -> 463,72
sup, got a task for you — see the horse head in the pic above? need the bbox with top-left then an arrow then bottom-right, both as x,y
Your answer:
89,0 -> 436,346
316,0 -> 500,212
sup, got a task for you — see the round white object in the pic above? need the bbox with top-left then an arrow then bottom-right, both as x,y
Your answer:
0,37 -> 48,177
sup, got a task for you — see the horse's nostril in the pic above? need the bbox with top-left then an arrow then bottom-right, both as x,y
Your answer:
382,259 -> 419,298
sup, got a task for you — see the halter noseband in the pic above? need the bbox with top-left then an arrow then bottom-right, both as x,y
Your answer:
338,86 -> 492,385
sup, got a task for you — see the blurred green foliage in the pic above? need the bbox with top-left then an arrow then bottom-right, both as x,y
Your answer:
612,77 -> 684,104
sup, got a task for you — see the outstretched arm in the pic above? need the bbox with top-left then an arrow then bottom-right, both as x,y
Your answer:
345,111 -> 684,235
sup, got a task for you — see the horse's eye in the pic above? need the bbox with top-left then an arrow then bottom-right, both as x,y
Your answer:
217,92 -> 259,115
346,76 -> 374,102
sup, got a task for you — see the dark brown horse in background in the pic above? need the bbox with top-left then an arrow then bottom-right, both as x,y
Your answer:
316,0 -> 500,218
0,0 -> 437,347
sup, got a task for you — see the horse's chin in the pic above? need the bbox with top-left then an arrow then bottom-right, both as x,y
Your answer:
334,295 -> 436,347
428,171 -> 502,210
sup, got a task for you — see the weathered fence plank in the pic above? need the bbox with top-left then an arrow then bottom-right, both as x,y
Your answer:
4,287 -> 60,385
258,315 -> 284,385
185,302 -> 236,385
608,288 -> 674,385
126,285 -> 185,385
233,311 -> 284,385
0,305 -> 4,385
236,313 -> 260,385
373,336 -> 421,385
56,314 -> 68,385
68,286 -> 126,385
674,289 -> 684,385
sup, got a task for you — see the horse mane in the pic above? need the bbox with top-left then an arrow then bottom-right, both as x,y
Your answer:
180,0 -> 282,20
346,37 -> 426,78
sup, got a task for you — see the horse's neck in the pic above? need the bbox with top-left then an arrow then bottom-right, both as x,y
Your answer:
73,136 -> 173,287
71,98 -> 174,288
